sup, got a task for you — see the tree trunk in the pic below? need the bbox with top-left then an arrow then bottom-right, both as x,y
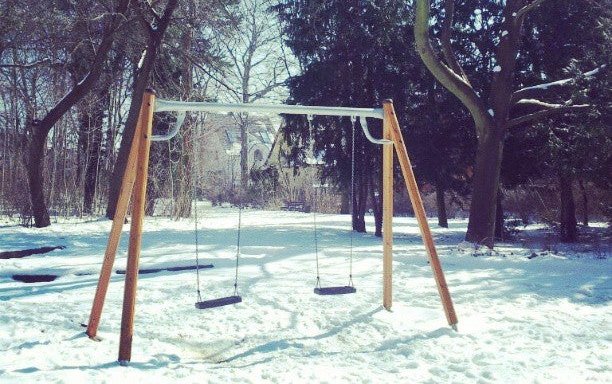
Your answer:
239,115 -> 249,193
368,168 -> 382,237
26,124 -> 51,227
79,87 -> 108,214
23,0 -> 129,226
352,169 -> 367,233
578,179 -> 588,226
173,119 -> 193,218
494,188 -> 504,241
465,130 -> 504,247
106,66 -> 154,218
340,191 -> 350,214
559,174 -> 577,242
105,1 -> 179,219
435,179 -> 448,228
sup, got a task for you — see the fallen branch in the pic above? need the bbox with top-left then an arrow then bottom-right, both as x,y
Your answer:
0,245 -> 65,259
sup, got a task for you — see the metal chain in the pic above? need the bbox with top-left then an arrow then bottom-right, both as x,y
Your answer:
168,140 -> 174,217
192,113 -> 203,302
349,116 -> 356,287
234,205 -> 241,296
307,115 -> 321,288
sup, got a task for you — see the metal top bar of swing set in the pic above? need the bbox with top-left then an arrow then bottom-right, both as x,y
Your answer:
154,99 -> 385,119
152,99 -> 391,145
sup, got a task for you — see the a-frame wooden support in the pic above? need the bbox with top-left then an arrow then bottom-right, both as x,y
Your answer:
382,100 -> 458,329
85,89 -> 155,364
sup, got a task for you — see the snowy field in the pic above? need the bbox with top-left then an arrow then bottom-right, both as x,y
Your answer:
0,206 -> 610,383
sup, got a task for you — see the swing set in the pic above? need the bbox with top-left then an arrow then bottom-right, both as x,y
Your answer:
84,89 -> 458,365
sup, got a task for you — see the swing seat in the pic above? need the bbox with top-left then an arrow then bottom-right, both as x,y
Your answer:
195,295 -> 242,309
314,286 -> 356,295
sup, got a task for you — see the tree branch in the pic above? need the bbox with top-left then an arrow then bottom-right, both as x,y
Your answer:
185,53 -> 241,98
515,0 -> 550,19
36,0 -> 130,134
512,65 -> 606,103
0,59 -> 51,69
507,103 -> 591,128
514,99 -> 571,109
440,0 -> 470,84
414,0 -> 491,137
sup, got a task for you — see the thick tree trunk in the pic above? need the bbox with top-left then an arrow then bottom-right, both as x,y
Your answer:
578,179 -> 588,226
466,130 -> 504,247
26,125 -> 51,227
435,179 -> 448,228
559,174 -> 577,242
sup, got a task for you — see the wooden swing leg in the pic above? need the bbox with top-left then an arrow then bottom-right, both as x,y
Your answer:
382,110 -> 393,310
383,100 -> 458,329
118,90 -> 155,364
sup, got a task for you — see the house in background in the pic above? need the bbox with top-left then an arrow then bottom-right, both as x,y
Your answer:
196,113 -> 276,199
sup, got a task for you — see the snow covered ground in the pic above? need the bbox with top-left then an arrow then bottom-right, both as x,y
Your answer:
0,206 -> 610,383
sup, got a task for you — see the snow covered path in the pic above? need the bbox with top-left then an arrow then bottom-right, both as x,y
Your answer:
0,208 -> 610,383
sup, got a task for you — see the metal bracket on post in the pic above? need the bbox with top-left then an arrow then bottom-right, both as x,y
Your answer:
151,111 -> 186,142
359,116 -> 393,146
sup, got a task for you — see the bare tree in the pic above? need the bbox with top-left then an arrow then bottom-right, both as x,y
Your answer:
199,0 -> 292,192
21,0 -> 129,227
414,0 -> 597,247
106,0 -> 179,219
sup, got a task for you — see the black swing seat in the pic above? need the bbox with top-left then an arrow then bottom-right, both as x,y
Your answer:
195,295 -> 242,309
314,286 -> 356,295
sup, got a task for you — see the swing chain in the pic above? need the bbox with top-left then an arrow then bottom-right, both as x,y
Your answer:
349,116 -> 356,287
308,115 -> 321,288
233,205 -> 242,296
193,113 -> 206,303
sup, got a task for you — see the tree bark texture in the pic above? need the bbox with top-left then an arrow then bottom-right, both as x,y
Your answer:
26,125 -> 51,227
465,130 -> 504,247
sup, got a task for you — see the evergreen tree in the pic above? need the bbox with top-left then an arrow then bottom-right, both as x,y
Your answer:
275,0 -> 418,235
504,0 -> 611,241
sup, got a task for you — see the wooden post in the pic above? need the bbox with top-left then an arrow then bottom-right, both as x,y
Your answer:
86,104 -> 144,340
382,102 -> 394,310
118,89 -> 155,364
382,100 -> 458,329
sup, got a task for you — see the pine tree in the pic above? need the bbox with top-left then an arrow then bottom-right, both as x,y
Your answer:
275,0 -> 418,235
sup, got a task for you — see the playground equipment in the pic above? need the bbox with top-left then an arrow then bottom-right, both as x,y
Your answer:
85,89 -> 458,365
309,115 -> 357,296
